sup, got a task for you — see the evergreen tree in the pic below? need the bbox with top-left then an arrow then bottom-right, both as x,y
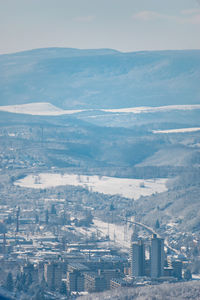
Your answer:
15,273 -> 23,292
45,209 -> 49,225
184,269 -> 192,280
193,246 -> 199,257
26,272 -> 33,287
34,289 -> 45,300
6,272 -> 13,292
60,281 -> 67,294
51,204 -> 56,215
21,273 -> 26,285
155,219 -> 160,229
35,213 -> 39,224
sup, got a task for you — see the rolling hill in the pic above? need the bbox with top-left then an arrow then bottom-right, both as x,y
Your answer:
0,47 -> 200,235
0,48 -> 200,109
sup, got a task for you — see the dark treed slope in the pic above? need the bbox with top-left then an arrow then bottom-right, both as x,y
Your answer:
79,281 -> 200,300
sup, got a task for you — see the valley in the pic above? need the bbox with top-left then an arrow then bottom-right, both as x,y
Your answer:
0,48 -> 200,299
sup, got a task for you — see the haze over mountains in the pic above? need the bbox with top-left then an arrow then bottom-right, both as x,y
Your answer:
0,48 -> 200,173
0,48 -> 200,109
0,47 -> 200,233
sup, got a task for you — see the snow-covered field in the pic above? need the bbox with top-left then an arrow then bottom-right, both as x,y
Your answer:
0,102 -> 200,116
103,104 -> 200,114
192,274 -> 200,280
153,128 -> 200,134
14,173 -> 168,200
0,102 -> 84,116
93,218 -> 133,249
73,218 -> 134,250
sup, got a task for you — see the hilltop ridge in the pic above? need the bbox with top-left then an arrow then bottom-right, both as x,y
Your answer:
0,48 -> 200,109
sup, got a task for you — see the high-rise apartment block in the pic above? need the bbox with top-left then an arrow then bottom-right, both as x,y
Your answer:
130,240 -> 145,277
44,262 -> 62,289
150,234 -> 164,278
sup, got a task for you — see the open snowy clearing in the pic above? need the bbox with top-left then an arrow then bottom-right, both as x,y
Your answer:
0,102 -> 200,116
93,218 -> 133,249
14,173 -> 168,200
153,128 -> 200,134
74,218 -> 134,250
103,104 -> 200,114
0,102 -> 84,116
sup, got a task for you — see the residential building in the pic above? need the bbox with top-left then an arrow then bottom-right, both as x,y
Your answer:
150,234 -> 164,278
130,240 -> 145,277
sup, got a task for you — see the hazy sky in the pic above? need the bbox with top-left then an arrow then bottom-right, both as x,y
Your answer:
0,0 -> 200,54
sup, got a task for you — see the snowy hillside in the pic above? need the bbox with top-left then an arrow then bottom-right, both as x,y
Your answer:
0,102 -> 200,117
0,102 -> 83,116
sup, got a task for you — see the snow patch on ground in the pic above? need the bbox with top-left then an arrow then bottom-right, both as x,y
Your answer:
103,105 -> 200,114
73,218 -> 134,250
153,128 -> 200,134
0,102 -> 84,116
14,173 -> 168,200
192,274 -> 200,280
93,218 -> 133,249
1,102 -> 200,116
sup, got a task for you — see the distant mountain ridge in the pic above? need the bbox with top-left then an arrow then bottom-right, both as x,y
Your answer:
0,48 -> 200,109
1,102 -> 200,116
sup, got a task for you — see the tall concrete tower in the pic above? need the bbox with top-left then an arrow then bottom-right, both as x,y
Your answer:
150,234 -> 164,278
130,240 -> 145,277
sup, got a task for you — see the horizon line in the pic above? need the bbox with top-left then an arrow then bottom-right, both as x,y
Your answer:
1,46 -> 200,56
